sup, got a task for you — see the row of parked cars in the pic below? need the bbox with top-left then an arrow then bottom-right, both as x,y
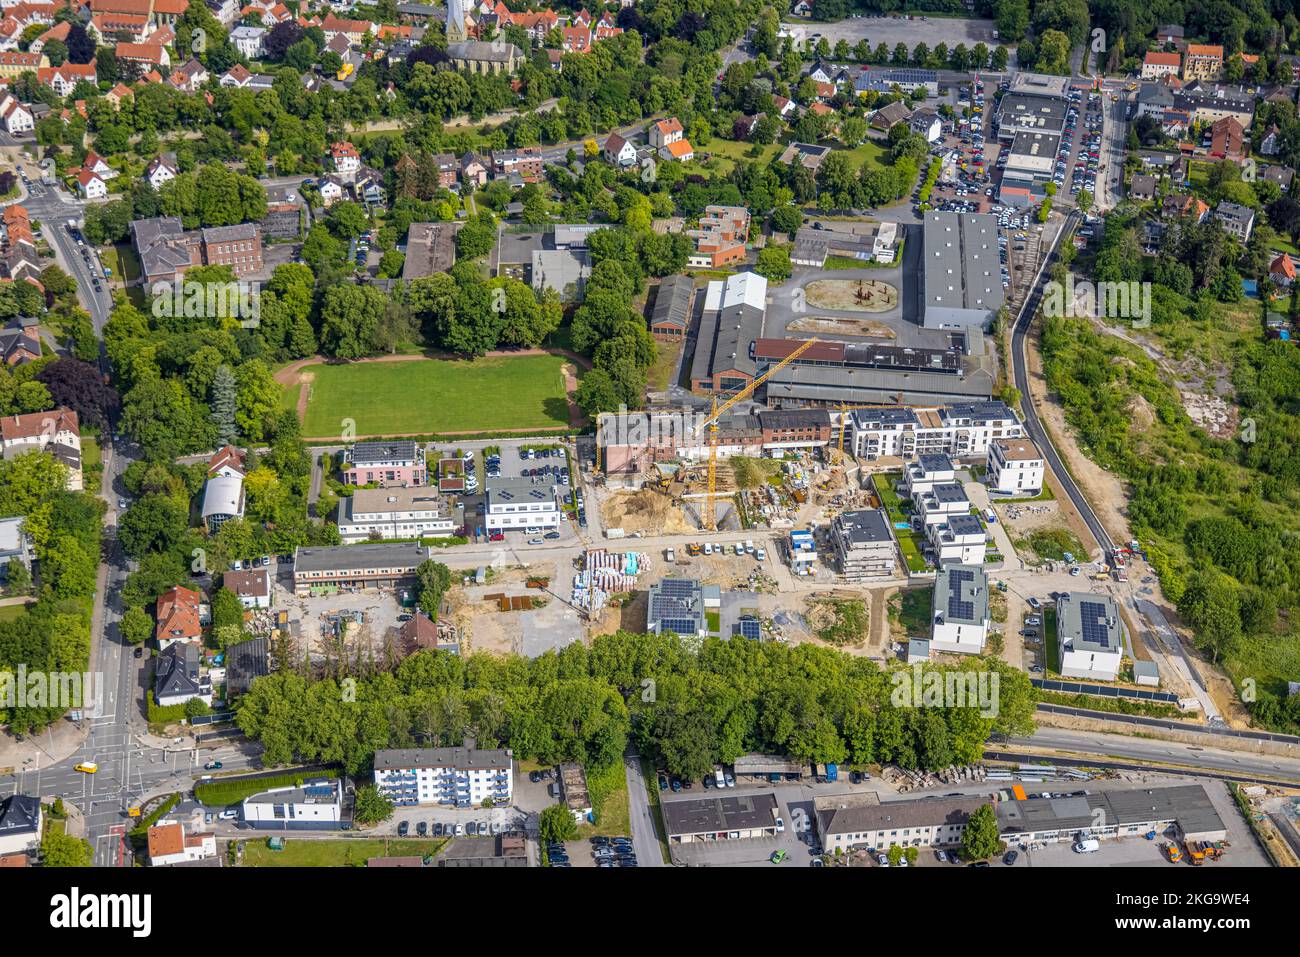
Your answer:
396,819 -> 501,838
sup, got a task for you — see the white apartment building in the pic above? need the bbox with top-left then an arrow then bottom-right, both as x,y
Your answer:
930,564 -> 989,654
337,487 -> 459,542
850,401 -> 1023,460
913,481 -> 970,527
373,745 -> 514,808
987,437 -> 1045,495
927,513 -> 987,566
904,452 -> 956,498
1057,592 -> 1124,681
484,477 -> 561,532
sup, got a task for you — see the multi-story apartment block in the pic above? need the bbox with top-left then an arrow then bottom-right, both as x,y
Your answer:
337,486 -> 461,542
927,513 -> 987,566
913,481 -> 970,527
831,508 -> 896,578
1182,43 -> 1223,82
342,440 -> 427,486
292,542 -> 430,595
987,438 -> 1045,495
849,402 -> 1023,460
903,452 -> 956,499
929,564 -> 990,655
483,476 -> 561,532
373,744 -> 513,808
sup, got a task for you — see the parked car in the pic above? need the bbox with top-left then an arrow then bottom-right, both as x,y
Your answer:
417,821 -> 428,837
398,821 -> 410,836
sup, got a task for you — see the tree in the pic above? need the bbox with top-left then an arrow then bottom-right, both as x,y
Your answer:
212,586 -> 245,631
755,244 -> 792,282
120,605 -> 153,645
960,804 -> 1005,860
5,557 -> 30,596
41,830 -> 93,867
319,285 -> 384,358
118,493 -> 189,558
352,785 -> 394,825
539,802 -> 579,845
36,359 -> 118,429
415,559 -> 452,618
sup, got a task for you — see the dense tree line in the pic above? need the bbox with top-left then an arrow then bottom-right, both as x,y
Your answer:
234,630 -> 1036,779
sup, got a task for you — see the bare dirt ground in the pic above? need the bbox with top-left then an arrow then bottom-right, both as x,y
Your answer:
787,315 -> 898,338
804,278 -> 899,312
601,488 -> 695,536
1026,324 -> 1133,549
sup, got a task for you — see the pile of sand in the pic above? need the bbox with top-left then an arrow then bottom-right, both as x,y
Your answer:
602,489 -> 694,535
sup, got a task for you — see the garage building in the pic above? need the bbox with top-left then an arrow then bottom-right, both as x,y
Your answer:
662,792 -> 780,844
996,784 -> 1227,844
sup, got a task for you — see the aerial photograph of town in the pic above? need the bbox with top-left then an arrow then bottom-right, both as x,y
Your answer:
0,0 -> 1294,932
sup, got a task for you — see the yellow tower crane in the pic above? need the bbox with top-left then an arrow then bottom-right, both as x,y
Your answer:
696,337 -> 821,531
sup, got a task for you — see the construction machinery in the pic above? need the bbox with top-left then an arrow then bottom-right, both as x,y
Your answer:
1185,840 -> 1223,864
696,337 -> 821,530
1164,842 -> 1183,863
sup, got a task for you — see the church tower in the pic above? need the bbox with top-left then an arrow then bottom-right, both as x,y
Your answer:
446,0 -> 468,44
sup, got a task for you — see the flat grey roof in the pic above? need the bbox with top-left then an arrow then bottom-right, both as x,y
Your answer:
819,794 -> 988,837
662,792 -> 779,836
923,212 -> 1005,315
293,542 -> 429,573
997,785 -> 1224,839
929,481 -> 969,504
998,93 -> 1068,130
836,508 -> 892,545
373,747 -> 512,772
918,452 -> 954,473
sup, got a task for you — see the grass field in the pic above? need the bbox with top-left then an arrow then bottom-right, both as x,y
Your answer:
292,355 -> 575,438
873,473 -> 928,573
0,602 -> 33,622
241,836 -> 447,867
576,761 -> 631,838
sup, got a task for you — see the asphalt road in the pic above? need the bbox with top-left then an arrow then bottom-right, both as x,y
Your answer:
623,750 -> 664,867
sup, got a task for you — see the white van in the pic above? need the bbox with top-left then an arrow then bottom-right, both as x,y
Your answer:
1073,838 -> 1100,853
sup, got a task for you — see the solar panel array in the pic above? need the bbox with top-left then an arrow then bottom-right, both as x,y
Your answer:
737,618 -> 762,640
1032,678 -> 1179,704
1079,601 -> 1111,649
948,568 -> 974,620
650,580 -> 702,635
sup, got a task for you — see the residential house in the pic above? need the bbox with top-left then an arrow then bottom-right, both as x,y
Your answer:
459,151 -> 488,186
1215,200 -> 1255,242
75,168 -> 107,199
229,23 -> 265,58
1269,253 -> 1295,287
145,155 -> 179,190
168,57 -> 209,92
337,485 -> 460,542
1141,50 -> 1181,80
603,131 -> 637,167
329,140 -> 362,181
114,41 -> 169,68
909,108 -> 942,143
147,821 -> 217,866
37,61 -> 94,96
154,639 -> 213,707
155,584 -> 202,650
241,778 -> 343,829
1182,43 -> 1224,82
0,407 -> 81,490
1207,115 -> 1245,162
0,795 -> 41,858
870,99 -> 912,131
1260,123 -> 1282,156
0,316 -> 41,365
483,476 -> 561,532
0,51 -> 46,78
223,567 -> 271,609
0,93 -> 31,134
1128,173 -> 1157,201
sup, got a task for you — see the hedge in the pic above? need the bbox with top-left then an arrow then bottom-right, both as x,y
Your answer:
194,768 -> 341,808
